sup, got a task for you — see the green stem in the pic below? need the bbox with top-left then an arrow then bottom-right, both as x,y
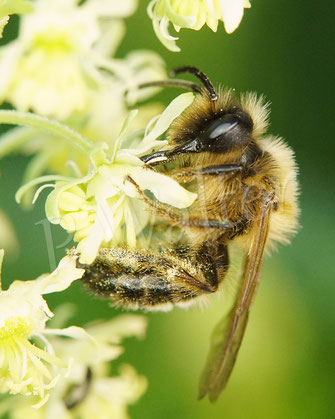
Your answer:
0,110 -> 95,156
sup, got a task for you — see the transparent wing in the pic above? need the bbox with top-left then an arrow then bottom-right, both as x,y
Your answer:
198,194 -> 274,402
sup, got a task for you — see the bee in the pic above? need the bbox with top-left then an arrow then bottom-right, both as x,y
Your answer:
77,66 -> 299,401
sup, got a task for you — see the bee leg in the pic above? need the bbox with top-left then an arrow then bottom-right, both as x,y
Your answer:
141,150 -> 168,164
77,242 -> 229,310
125,176 -> 238,231
159,164 -> 243,181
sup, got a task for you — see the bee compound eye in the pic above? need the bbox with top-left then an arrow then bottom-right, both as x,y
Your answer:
207,115 -> 240,139
198,111 -> 253,153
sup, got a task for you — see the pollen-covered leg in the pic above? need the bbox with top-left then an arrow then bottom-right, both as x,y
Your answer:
125,176 -> 237,231
77,243 -> 229,311
154,164 -> 243,182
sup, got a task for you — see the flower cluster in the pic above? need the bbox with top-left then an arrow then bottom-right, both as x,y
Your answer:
10,92 -> 196,264
0,250 -> 148,415
6,314 -> 148,418
0,1 -> 165,413
148,0 -> 251,51
0,0 -> 166,193
0,0 -> 144,119
28,315 -> 148,419
0,252 -> 85,406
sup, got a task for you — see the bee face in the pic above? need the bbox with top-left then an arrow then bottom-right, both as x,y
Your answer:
77,66 -> 299,401
166,107 -> 253,157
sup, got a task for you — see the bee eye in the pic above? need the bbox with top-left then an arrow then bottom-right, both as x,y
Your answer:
198,111 -> 253,153
206,115 -> 240,139
162,108 -> 254,159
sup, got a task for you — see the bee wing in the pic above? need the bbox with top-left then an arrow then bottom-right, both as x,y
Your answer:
198,195 -> 274,402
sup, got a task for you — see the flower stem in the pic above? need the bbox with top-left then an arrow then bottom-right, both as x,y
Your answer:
0,110 -> 95,156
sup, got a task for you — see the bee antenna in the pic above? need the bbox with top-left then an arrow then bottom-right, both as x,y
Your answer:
170,66 -> 218,101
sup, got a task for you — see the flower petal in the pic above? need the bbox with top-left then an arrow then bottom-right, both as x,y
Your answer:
44,326 -> 96,344
157,0 -> 196,28
35,256 -> 84,295
88,315 -> 147,342
130,166 -> 197,209
132,92 -> 194,154
152,15 -> 181,52
76,212 -> 105,264
219,0 -> 245,33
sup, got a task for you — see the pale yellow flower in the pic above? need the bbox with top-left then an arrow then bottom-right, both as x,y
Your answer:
0,0 -> 139,119
0,252 -> 85,406
3,93 -> 195,264
0,0 -> 166,186
0,54 -> 165,184
3,314 -> 148,418
148,0 -> 251,51
41,93 -> 197,264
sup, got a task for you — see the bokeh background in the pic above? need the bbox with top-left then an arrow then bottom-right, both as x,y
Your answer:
1,1 -> 334,418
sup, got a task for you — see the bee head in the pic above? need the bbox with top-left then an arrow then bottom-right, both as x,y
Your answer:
165,67 -> 253,157
165,107 -> 253,158
140,66 -> 254,163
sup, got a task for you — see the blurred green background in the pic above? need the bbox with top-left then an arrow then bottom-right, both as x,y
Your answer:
1,0 -> 335,418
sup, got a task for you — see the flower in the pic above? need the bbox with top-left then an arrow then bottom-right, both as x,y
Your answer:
70,49 -> 166,145
0,251 -> 85,406
40,92 -> 197,264
148,0 -> 251,51
0,51 -> 166,181
3,313 -> 148,418
0,83 -> 165,206
4,93 -> 195,264
0,0 -> 32,38
0,0 -> 166,189
0,0 -> 140,119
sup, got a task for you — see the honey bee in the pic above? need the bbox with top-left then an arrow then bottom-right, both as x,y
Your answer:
77,67 -> 299,401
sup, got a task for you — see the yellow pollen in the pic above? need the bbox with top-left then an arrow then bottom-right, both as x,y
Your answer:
32,31 -> 75,53
0,317 -> 33,339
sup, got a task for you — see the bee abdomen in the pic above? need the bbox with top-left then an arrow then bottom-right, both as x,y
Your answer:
81,271 -> 198,310
77,247 -> 217,310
